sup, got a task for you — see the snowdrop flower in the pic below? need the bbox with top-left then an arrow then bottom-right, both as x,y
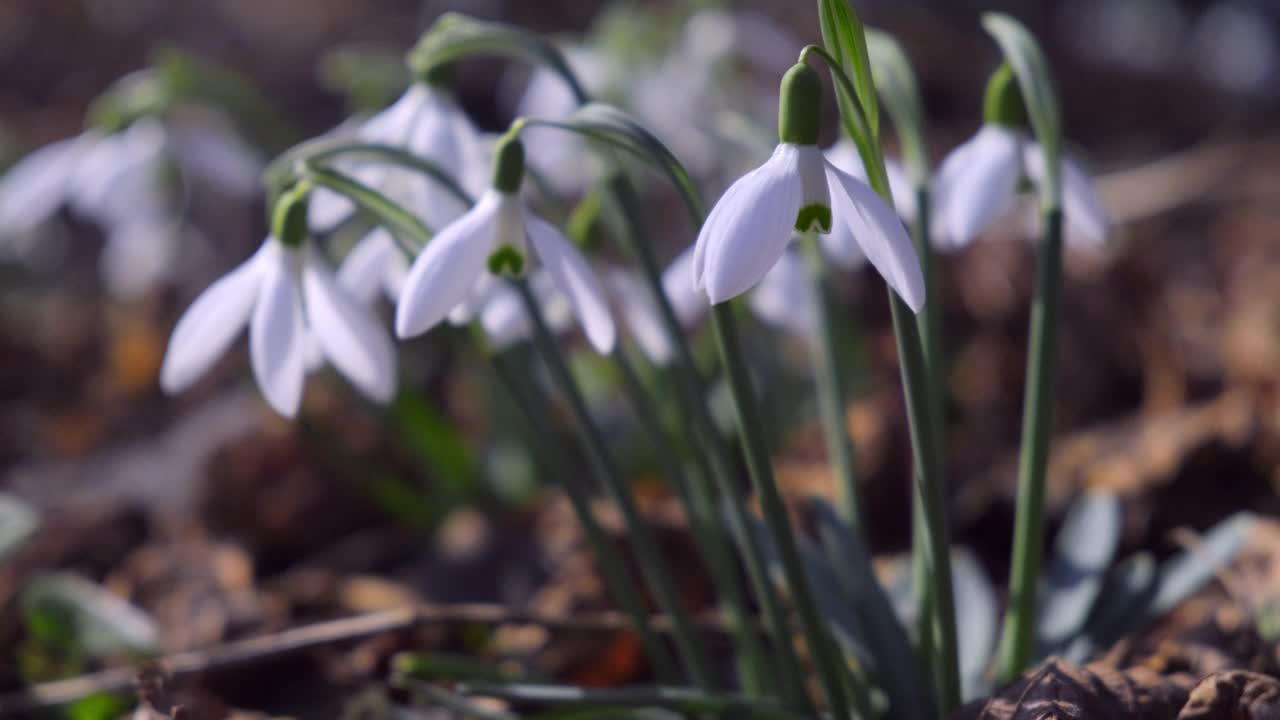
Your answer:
693,62 -> 924,311
0,114 -> 263,297
160,186 -> 396,418
396,133 -> 616,354
310,80 -> 486,234
512,47 -> 613,195
932,65 -> 1108,250
459,270 -> 575,352
825,140 -> 916,223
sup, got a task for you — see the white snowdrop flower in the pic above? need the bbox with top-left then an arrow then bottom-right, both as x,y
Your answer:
395,134 -> 616,354
0,133 -> 101,246
748,248 -> 817,336
310,81 -> 486,236
692,63 -> 924,312
160,190 -> 397,418
932,66 -> 1109,251
462,270 -> 575,352
606,267 -> 677,366
513,47 -> 613,195
166,114 -> 263,198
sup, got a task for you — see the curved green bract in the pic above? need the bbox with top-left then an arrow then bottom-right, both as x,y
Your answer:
521,103 -> 706,224
866,29 -> 930,186
297,161 -> 433,256
982,13 -> 1062,207
407,13 -> 587,103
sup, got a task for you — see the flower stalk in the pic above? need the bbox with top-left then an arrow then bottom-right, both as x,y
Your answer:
510,276 -> 715,691
999,206 -> 1063,681
710,302 -> 851,718
799,233 -> 864,532
488,348 -> 680,682
611,348 -> 773,697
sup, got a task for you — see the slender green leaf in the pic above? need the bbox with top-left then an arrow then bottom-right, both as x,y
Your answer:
22,573 -> 158,657
811,499 -> 936,720
816,0 -> 879,140
981,13 -> 1062,206
523,103 -> 705,224
1034,491 -> 1122,660
951,548 -> 997,702
0,493 -> 38,564
865,29 -> 929,184
408,13 -> 587,103
390,392 -> 479,498
299,161 -> 433,253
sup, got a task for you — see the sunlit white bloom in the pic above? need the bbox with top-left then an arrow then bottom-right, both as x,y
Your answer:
825,140 -> 917,222
0,114 -> 263,297
310,82 -> 487,236
160,237 -> 397,418
395,189 -> 616,354
693,142 -> 924,311
932,124 -> 1109,250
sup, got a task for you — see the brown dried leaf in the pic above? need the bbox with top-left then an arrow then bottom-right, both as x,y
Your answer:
1177,671 -> 1280,720
951,659 -> 1194,720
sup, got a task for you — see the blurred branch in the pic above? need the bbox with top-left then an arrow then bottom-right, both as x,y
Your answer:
0,603 -> 750,713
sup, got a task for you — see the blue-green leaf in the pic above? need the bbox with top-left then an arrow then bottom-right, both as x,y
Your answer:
1034,491 -> 1122,660
22,573 -> 158,658
1063,552 -> 1156,664
298,161 -> 433,254
816,0 -> 879,140
981,13 -> 1062,206
865,29 -> 930,184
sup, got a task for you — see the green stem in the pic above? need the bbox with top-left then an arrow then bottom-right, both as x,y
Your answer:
908,185 -> 947,670
889,293 -> 961,714
488,350 -> 678,683
999,206 -> 1064,682
512,278 -> 715,690
609,177 -> 810,709
799,235 -> 864,535
612,348 -> 773,697
710,303 -> 851,718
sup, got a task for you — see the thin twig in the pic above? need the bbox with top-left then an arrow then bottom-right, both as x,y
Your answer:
0,603 -> 750,714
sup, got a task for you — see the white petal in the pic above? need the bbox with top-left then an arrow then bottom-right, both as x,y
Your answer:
933,125 -> 1022,247
338,230 -> 399,305
160,243 -> 269,393
1024,146 -> 1109,248
100,217 -> 179,298
662,245 -> 708,326
694,144 -> 802,304
826,161 -> 926,312
749,249 -> 816,336
360,83 -> 430,144
249,243 -> 307,417
478,282 -> 531,351
824,140 -> 916,221
395,192 -> 500,338
609,269 -> 675,365
0,135 -> 90,234
307,187 -> 356,232
304,251 -> 398,404
526,211 -> 616,354
169,121 -> 262,197
408,90 -> 478,230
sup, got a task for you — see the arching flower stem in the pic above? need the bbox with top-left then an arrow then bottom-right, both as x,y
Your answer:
510,275 -> 716,691
487,348 -> 680,684
610,347 -> 773,699
798,232 -> 864,532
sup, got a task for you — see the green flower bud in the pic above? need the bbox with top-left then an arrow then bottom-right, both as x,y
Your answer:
272,181 -> 312,248
983,64 -> 1028,129
491,132 -> 525,194
778,62 -> 823,146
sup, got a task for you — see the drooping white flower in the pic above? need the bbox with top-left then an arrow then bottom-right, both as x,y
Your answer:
931,67 -> 1109,251
693,63 -> 922,311
160,237 -> 397,418
310,82 -> 487,237
0,113 -> 264,297
395,135 -> 616,354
